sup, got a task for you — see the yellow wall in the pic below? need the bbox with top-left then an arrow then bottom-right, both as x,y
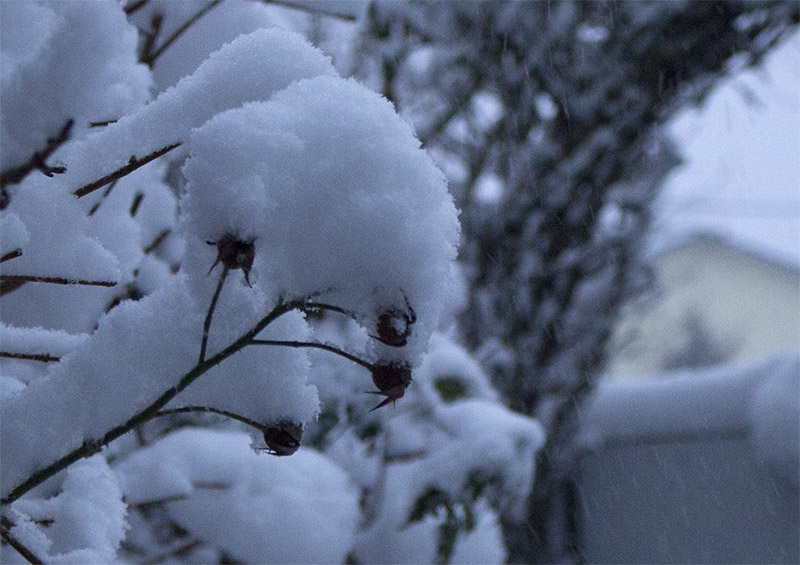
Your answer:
606,237 -> 800,378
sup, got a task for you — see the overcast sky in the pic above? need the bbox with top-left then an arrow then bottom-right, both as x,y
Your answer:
655,29 -> 799,266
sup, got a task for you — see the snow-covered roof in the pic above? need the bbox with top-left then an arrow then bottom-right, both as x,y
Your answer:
648,230 -> 800,276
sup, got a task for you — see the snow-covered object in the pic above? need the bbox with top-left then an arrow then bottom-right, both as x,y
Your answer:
0,324 -> 87,360
0,276 -> 317,499
181,75 -> 460,364
116,428 -> 359,564
749,354 -> 800,487
2,456 -> 126,564
50,27 -> 336,191
578,351 -> 800,489
0,0 -> 151,169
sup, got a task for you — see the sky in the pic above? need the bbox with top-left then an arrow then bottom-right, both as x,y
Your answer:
655,29 -> 800,267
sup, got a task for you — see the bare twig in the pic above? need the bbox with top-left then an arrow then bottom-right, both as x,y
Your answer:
143,0 -> 222,67
0,119 -> 74,203
261,0 -> 359,21
0,275 -> 116,297
199,267 -> 228,363
0,249 -> 22,264
140,11 -> 163,65
143,230 -> 171,255
1,294 -> 310,505
156,405 -> 266,433
88,179 -> 119,216
144,539 -> 202,565
73,142 -> 181,199
1,516 -> 44,565
123,0 -> 149,15
129,191 -> 144,217
0,352 -> 60,363
301,301 -> 356,318
249,338 -> 373,370
89,119 -> 118,128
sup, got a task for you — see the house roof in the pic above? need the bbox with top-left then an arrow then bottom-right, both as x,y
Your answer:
648,230 -> 800,278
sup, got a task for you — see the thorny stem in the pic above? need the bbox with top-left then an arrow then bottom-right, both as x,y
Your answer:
156,406 -> 266,434
249,339 -> 373,371
0,352 -> 60,363
1,516 -> 44,565
1,295 -> 305,506
144,0 -> 222,67
73,142 -> 181,199
199,267 -> 228,364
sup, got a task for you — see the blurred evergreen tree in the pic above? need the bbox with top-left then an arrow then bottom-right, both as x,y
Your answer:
356,1 -> 799,561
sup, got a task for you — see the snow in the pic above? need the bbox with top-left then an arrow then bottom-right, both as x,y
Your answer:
0,0 -> 151,169
0,324 -> 87,360
578,351 -> 800,490
49,27 -> 336,191
180,74 -> 461,365
3,456 -> 126,564
127,0 -> 305,92
748,355 -> 800,488
115,428 -> 359,564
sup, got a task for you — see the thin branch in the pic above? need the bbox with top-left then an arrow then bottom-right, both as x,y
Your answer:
301,301 -> 356,318
249,339 -> 373,371
199,267 -> 228,363
140,12 -> 163,65
156,405 -> 265,433
143,229 -> 171,255
123,0 -> 149,15
0,352 -> 60,363
144,0 -> 222,67
261,0 -> 358,21
73,142 -> 181,199
1,516 -> 44,565
88,179 -> 119,216
0,249 -> 22,264
0,275 -> 117,296
129,191 -> 144,217
0,119 -> 74,192
144,539 -> 202,565
89,119 -> 118,128
1,294 -> 311,505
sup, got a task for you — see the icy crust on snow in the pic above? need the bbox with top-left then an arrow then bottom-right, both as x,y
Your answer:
51,28 -> 335,191
115,428 -> 359,564
0,277 -> 318,499
3,456 -> 126,564
0,0 -> 151,169
180,75 -> 461,363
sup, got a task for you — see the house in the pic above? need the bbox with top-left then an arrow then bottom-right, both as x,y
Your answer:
605,232 -> 800,378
